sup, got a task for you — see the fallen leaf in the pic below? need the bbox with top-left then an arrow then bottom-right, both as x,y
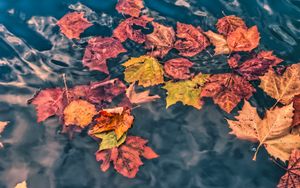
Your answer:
201,73 -> 255,113
164,58 -> 194,80
163,74 -> 210,109
126,83 -> 160,105
0,121 -> 8,134
174,22 -> 210,57
259,63 -> 300,105
204,31 -> 230,55
63,99 -> 97,128
145,22 -> 175,58
277,149 -> 300,188
96,136 -> 158,178
293,95 -> 300,127
115,0 -> 144,17
82,37 -> 127,73
14,181 -> 27,188
227,26 -> 260,52
216,15 -> 247,36
57,12 -> 92,39
113,16 -> 153,43
89,107 -> 134,139
123,55 -> 164,87
94,131 -> 126,151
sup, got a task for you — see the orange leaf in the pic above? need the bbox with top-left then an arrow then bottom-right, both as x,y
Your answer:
115,0 -> 144,17
216,15 -> 247,36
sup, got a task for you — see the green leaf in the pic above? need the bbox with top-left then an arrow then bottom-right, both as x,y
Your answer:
95,131 -> 127,151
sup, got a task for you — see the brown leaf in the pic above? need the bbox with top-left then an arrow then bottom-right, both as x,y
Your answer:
126,83 -> 160,105
227,26 -> 260,52
174,22 -> 210,57
164,58 -> 194,80
115,0 -> 144,17
82,37 -> 127,73
145,22 -> 175,58
216,15 -> 247,36
204,31 -> 230,55
57,12 -> 93,39
293,95 -> 300,127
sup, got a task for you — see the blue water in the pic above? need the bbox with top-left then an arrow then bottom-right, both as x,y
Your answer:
0,0 -> 300,187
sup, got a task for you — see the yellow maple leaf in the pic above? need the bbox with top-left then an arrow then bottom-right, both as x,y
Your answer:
123,55 -> 164,87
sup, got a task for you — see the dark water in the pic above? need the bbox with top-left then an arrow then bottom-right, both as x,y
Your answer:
0,0 -> 300,187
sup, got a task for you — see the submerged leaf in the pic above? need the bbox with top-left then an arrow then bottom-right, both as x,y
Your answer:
115,0 -> 144,17
205,31 -> 230,55
126,83 -> 160,105
94,131 -> 126,151
164,58 -> 194,80
216,15 -> 247,36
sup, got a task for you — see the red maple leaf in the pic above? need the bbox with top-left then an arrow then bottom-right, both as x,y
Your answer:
96,136 -> 158,178
82,37 -> 127,73
216,15 -> 247,36
57,12 -> 93,39
174,22 -> 210,57
164,58 -> 194,80
115,0 -> 144,17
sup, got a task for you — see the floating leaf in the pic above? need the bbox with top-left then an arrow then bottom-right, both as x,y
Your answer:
216,15 -> 247,36
89,107 -> 134,139
14,181 -> 27,188
164,58 -> 194,80
63,99 -> 97,128
115,0 -> 144,17
82,37 -> 127,73
0,121 -> 8,134
126,83 -> 160,105
57,12 -> 92,39
123,55 -> 164,87
259,63 -> 300,105
201,73 -> 255,113
174,22 -> 210,57
94,131 -> 126,151
163,74 -> 209,109
204,31 -> 230,55
227,26 -> 260,52
145,22 -> 175,58
96,136 -> 158,178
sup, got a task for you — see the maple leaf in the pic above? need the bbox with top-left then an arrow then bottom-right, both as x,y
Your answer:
228,51 -> 283,81
164,58 -> 194,80
216,15 -> 247,36
259,63 -> 300,105
227,26 -> 260,52
63,99 -> 97,128
89,107 -> 134,139
163,74 -> 210,109
293,95 -> 300,127
113,16 -> 153,43
57,12 -> 92,39
93,131 -> 126,151
201,73 -> 255,113
277,149 -> 300,188
126,83 -> 160,105
145,22 -> 175,58
123,55 -> 164,87
95,136 -> 158,178
115,0 -> 144,17
204,31 -> 230,55
174,22 -> 210,57
82,37 -> 127,73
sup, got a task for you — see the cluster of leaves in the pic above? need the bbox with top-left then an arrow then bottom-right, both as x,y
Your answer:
27,0 -> 300,184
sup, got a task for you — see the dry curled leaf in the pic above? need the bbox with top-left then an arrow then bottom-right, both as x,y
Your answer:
277,149 -> 300,188
82,37 -> 127,73
216,15 -> 247,36
164,58 -> 194,80
259,63 -> 300,105
63,99 -> 97,128
123,55 -> 164,87
227,26 -> 260,52
145,22 -> 175,58
126,83 -> 160,105
57,12 -> 92,39
174,22 -> 210,57
204,31 -> 230,55
116,0 -> 144,17
96,136 -> 158,178
201,73 -> 255,113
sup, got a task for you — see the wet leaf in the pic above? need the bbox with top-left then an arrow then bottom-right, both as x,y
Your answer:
174,22 -> 210,57
259,63 -> 300,105
63,99 -> 97,128
95,136 -> 158,178
82,37 -> 127,73
145,22 -> 175,58
164,58 -> 194,80
227,26 -> 260,52
14,181 -> 27,188
123,55 -> 164,87
57,12 -> 92,39
277,149 -> 300,188
201,73 -> 255,113
116,0 -> 144,17
163,74 -> 210,109
204,31 -> 230,55
216,15 -> 247,36
94,131 -> 126,151
0,121 -> 8,134
126,83 -> 160,105
89,107 -> 134,139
